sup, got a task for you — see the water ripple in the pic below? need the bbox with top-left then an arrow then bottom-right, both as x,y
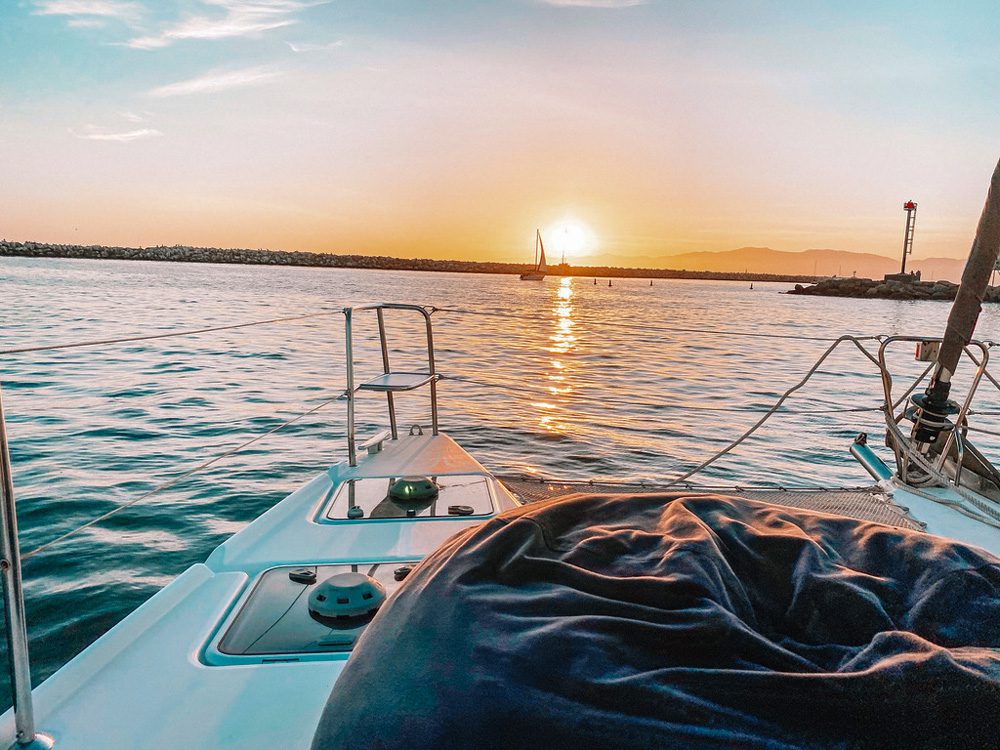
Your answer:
1,256 -> 999,706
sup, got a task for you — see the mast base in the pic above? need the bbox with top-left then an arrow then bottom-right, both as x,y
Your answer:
9,732 -> 55,750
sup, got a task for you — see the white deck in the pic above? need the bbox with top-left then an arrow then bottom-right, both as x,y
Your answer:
1,432 -> 997,748
0,433 -> 520,749
887,481 -> 1000,556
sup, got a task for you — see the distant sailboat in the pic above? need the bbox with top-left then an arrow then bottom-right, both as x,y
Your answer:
519,229 -> 547,281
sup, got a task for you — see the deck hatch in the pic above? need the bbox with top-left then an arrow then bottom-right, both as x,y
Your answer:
211,562 -> 417,663
324,474 -> 495,521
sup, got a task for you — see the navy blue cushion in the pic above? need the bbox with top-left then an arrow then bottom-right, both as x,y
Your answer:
312,493 -> 1000,749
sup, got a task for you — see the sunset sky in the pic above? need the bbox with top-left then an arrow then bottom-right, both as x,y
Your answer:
2,1 -> 998,264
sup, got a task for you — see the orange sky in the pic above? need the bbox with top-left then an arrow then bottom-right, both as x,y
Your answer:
2,2 -> 998,264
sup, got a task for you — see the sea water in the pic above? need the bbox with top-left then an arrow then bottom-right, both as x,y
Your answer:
1,256 -> 999,704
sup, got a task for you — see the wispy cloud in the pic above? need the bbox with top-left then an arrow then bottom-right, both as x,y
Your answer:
33,1 -> 142,25
540,0 -> 647,7
119,110 -> 147,123
126,1 -> 326,50
67,17 -> 108,28
72,127 -> 163,142
146,66 -> 283,98
286,39 -> 342,53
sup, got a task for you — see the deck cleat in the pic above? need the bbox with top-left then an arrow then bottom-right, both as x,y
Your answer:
288,568 -> 317,585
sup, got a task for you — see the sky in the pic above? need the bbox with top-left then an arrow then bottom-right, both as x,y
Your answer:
1,1 -> 999,264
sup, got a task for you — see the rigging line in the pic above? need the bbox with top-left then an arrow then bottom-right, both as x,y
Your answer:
890,441 -> 1000,528
612,321 -> 862,344
21,394 -> 343,562
900,483 -> 1000,530
878,413 -> 1000,527
0,310 -> 341,356
888,361 -> 935,415
245,585 -> 309,653
963,424 -> 1000,439
657,337 -> 884,488
431,307 -> 880,343
963,347 -> 1000,396
437,375 -> 884,414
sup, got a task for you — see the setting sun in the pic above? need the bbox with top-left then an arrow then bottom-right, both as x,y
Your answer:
546,220 -> 596,262
3,4 -> 1000,750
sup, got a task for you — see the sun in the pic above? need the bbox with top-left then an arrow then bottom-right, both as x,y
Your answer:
545,219 -> 594,262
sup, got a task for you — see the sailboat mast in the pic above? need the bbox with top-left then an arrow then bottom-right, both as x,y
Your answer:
912,157 -> 1000,447
939,159 -> 1000,374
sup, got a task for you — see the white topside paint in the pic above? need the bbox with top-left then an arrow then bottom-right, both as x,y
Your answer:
0,433 -> 519,749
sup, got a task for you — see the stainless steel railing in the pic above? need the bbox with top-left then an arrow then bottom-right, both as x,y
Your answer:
0,303 -> 423,747
0,385 -> 54,749
877,336 -> 991,486
343,304 -> 440,467
0,308 -> 346,748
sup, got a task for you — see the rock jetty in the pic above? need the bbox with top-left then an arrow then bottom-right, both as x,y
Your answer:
788,276 -> 1000,302
0,239 -> 815,283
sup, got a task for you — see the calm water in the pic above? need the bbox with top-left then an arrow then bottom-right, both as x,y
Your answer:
2,256 -> 999,706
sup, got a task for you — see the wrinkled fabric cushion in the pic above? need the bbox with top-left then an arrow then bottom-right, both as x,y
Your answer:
312,493 -> 1000,749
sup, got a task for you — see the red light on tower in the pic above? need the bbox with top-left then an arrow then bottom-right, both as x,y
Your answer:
904,200 -> 917,211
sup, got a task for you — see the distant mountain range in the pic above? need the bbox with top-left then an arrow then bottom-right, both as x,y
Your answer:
585,247 -> 967,282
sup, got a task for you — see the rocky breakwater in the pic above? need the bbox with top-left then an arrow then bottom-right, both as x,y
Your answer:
0,239 -> 818,282
788,276 -> 1000,302
0,240 -> 527,275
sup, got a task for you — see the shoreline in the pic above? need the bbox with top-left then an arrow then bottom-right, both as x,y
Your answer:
0,240 -> 815,284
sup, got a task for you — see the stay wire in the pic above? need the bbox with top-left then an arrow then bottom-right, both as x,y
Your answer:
21,394 -> 344,561
656,336 -> 885,488
438,375 -> 883,415
431,306 -> 881,343
0,310 -> 341,356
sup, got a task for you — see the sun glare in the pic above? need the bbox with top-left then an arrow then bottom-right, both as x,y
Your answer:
546,220 -> 594,261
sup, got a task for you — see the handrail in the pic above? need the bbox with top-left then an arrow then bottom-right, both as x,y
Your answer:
376,308 -> 397,440
0,387 -> 343,744
0,385 -> 54,749
877,336 -> 991,484
0,307 -> 349,743
873,336 -> 1000,527
343,304 -> 439,467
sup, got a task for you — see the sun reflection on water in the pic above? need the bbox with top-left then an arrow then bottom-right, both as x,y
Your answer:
537,277 -> 577,433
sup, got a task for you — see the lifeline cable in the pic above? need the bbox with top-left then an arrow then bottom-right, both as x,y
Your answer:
21,394 -> 344,561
